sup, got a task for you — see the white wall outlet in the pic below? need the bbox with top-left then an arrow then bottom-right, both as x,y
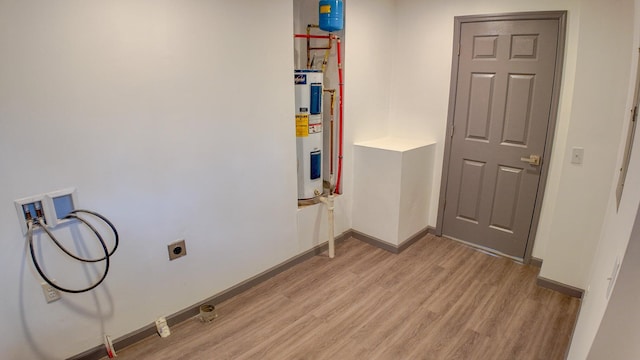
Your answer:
571,147 -> 584,164
155,317 -> 171,338
41,282 -> 61,303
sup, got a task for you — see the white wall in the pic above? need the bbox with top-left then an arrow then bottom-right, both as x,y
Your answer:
341,0 -> 397,233
344,0 -> 395,143
585,205 -> 640,359
0,2 -> 301,358
567,1 -> 640,357
537,0 -> 634,288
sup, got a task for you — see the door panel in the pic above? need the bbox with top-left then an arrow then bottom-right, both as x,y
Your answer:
442,18 -> 560,258
467,73 -> 495,141
489,165 -> 523,233
457,159 -> 486,223
503,74 -> 534,146
473,36 -> 498,58
511,35 -> 539,59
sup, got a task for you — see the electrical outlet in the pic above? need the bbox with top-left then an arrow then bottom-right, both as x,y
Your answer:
168,239 -> 187,261
41,282 -> 61,303
155,317 -> 171,337
571,147 -> 584,164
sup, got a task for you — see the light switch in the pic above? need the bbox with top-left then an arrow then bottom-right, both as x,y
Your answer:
571,147 -> 584,164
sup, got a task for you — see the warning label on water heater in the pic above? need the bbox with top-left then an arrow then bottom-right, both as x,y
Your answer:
296,115 -> 322,137
296,115 -> 309,137
308,116 -> 322,134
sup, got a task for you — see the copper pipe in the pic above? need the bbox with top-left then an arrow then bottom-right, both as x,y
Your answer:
309,46 -> 332,50
324,89 -> 336,175
306,25 -> 313,68
322,46 -> 331,73
304,24 -> 332,69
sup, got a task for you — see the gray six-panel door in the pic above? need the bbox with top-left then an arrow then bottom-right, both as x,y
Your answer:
442,18 -> 560,258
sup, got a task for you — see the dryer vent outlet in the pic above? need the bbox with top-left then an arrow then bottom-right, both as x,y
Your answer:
168,239 -> 187,261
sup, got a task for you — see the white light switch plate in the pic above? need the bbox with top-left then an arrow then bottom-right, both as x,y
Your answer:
571,147 -> 584,164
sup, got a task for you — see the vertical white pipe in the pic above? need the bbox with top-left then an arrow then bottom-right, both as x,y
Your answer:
320,195 -> 335,258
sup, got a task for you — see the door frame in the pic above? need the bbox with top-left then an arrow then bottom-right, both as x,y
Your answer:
435,11 -> 568,263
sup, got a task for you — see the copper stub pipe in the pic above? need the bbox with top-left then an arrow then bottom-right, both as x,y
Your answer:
324,89 -> 336,175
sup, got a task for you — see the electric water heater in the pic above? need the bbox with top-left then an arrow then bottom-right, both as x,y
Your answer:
295,70 -> 323,200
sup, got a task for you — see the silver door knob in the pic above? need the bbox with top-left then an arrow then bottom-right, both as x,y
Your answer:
520,155 -> 541,166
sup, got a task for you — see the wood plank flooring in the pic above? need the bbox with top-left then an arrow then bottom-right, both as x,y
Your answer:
110,235 -> 580,360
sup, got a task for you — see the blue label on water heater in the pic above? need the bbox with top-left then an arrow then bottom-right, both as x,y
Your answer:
310,84 -> 322,114
310,150 -> 321,180
295,74 -> 307,85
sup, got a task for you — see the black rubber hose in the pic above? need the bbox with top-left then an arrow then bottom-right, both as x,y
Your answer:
66,209 -> 119,256
27,210 -> 118,294
37,214 -> 108,263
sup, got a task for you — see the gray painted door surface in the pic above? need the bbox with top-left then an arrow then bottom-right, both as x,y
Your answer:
442,19 -> 560,258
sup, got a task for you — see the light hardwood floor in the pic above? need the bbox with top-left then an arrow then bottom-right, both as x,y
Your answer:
111,235 -> 580,360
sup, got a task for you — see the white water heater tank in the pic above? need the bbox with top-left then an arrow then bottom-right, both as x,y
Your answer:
295,70 -> 323,200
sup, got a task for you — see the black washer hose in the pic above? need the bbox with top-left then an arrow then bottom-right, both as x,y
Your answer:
28,210 -> 118,294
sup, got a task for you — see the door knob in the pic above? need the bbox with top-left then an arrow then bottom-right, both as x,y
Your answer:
520,155 -> 541,166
